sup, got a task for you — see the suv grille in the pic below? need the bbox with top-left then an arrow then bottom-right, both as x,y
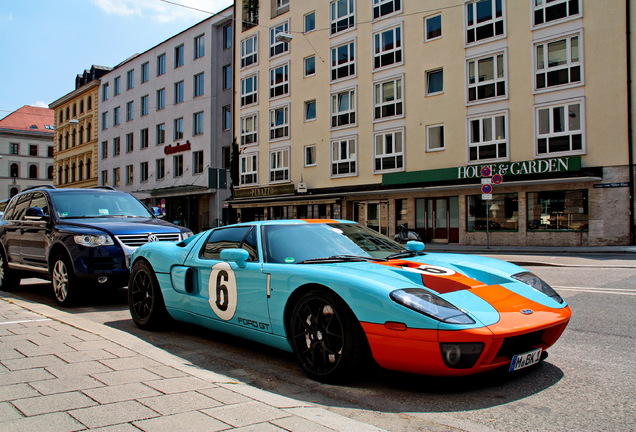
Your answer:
116,233 -> 181,248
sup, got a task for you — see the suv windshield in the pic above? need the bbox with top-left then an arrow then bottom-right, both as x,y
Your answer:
50,191 -> 153,219
264,223 -> 404,263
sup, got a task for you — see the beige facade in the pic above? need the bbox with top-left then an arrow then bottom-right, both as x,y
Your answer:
50,69 -> 108,189
232,0 -> 635,246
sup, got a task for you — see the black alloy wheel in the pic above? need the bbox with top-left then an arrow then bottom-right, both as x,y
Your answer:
0,249 -> 20,291
128,260 -> 169,329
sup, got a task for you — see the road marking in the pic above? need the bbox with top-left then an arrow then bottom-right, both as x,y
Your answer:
0,318 -> 52,325
554,286 -> 636,296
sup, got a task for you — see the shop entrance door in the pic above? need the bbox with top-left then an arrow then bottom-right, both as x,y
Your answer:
366,201 -> 389,236
417,197 -> 459,243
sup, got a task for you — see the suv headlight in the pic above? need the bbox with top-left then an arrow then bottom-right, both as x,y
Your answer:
390,288 -> 475,324
512,272 -> 564,303
182,230 -> 194,239
74,234 -> 114,247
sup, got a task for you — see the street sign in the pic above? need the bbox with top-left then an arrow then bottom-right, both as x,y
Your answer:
492,174 -> 503,184
481,177 -> 492,184
481,184 -> 493,194
482,194 -> 493,200
480,166 -> 492,177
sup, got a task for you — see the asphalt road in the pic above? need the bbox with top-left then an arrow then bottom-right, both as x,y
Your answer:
11,254 -> 636,432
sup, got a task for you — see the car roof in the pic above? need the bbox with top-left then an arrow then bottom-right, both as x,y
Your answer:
229,219 -> 355,227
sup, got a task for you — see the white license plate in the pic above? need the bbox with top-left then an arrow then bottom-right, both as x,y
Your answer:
509,347 -> 542,372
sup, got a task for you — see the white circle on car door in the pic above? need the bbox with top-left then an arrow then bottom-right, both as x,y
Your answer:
208,262 -> 238,320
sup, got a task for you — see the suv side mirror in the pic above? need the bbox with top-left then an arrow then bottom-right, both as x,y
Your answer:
151,207 -> 164,218
25,207 -> 49,221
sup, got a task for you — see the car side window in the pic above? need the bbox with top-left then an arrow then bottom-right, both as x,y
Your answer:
29,193 -> 50,217
201,226 -> 257,261
9,193 -> 32,221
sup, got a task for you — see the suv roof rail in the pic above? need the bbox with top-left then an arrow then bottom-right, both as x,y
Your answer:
90,186 -> 117,190
22,184 -> 57,192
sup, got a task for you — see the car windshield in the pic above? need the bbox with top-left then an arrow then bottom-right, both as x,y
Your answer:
50,191 -> 153,219
263,223 -> 405,264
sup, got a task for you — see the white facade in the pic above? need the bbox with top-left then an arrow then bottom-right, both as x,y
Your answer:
98,7 -> 233,232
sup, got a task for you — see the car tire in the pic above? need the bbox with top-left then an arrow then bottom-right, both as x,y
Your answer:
289,289 -> 368,383
0,249 -> 21,291
51,253 -> 78,306
128,260 -> 170,330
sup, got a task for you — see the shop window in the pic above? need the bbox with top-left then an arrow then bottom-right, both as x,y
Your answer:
467,193 -> 518,232
527,190 -> 588,231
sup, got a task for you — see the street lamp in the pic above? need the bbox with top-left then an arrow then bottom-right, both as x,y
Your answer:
275,32 -> 293,43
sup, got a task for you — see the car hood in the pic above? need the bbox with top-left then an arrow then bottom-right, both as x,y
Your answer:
58,217 -> 186,235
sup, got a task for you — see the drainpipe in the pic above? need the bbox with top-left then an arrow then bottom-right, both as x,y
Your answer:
628,0 -> 636,244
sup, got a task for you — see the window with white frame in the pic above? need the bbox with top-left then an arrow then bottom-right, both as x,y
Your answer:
194,34 -> 205,59
304,56 -> 316,76
193,150 -> 204,174
126,69 -> 134,90
533,0 -> 581,27
331,41 -> 355,81
373,0 -> 402,19
241,34 -> 258,68
241,114 -> 258,145
467,53 -> 506,102
426,69 -> 443,95
173,154 -> 184,177
331,137 -> 357,176
140,128 -> 149,149
126,165 -> 133,185
374,26 -> 402,69
465,0 -> 504,44
374,77 -> 403,120
240,153 -> 258,185
427,124 -> 444,151
126,101 -> 134,121
141,62 -> 149,83
269,148 -> 289,182
194,111 -> 205,135
269,63 -> 289,98
140,161 -> 149,182
330,0 -> 355,34
113,106 -> 121,125
194,72 -> 205,97
270,21 -> 290,57
468,113 -> 508,162
425,14 -> 442,41
374,129 -> 404,172
241,74 -> 258,106
269,105 -> 289,140
157,53 -> 166,76
174,117 -> 184,140
140,95 -> 149,116
305,145 -> 316,166
157,88 -> 165,110
305,100 -> 316,121
175,80 -> 184,104
156,123 -> 165,145
304,11 -> 316,32
535,34 -> 581,90
536,100 -> 583,155
331,88 -> 356,128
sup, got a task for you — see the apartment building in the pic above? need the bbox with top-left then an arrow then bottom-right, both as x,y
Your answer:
0,106 -> 55,200
50,65 -> 112,189
98,7 -> 233,232
231,0 -> 635,246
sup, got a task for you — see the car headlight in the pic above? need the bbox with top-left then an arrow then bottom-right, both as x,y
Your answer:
182,230 -> 194,239
74,234 -> 114,247
390,288 -> 475,324
512,272 -> 564,303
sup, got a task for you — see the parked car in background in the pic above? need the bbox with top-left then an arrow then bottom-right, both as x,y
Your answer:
0,186 -> 192,305
128,219 -> 571,382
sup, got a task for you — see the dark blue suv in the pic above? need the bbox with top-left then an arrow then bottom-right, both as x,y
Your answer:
0,186 -> 192,305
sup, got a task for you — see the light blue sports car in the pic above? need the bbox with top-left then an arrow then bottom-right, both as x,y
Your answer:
128,219 -> 571,382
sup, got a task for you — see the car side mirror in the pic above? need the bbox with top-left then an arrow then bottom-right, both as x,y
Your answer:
151,207 -> 164,218
24,206 -> 49,221
220,248 -> 250,268
405,240 -> 425,253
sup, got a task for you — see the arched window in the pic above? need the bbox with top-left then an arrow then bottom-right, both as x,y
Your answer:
10,163 -> 19,178
87,96 -> 92,110
64,165 -> 69,184
79,100 -> 84,113
78,161 -> 84,181
79,126 -> 84,145
86,123 -> 92,141
71,163 -> 76,183
72,103 -> 76,117
10,187 -> 18,198
48,166 -> 54,180
65,107 -> 70,120
58,111 -> 63,123
57,166 -> 62,185
57,133 -> 63,152
29,164 -> 38,179
65,132 -> 69,150
71,129 -> 76,147
86,158 -> 91,178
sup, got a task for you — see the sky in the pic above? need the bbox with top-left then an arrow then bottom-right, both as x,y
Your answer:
0,0 -> 233,119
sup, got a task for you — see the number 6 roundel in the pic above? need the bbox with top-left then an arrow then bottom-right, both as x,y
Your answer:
208,262 -> 238,320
